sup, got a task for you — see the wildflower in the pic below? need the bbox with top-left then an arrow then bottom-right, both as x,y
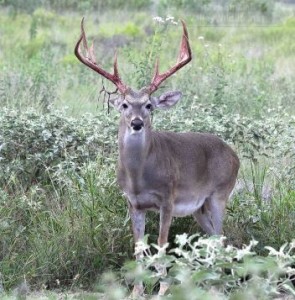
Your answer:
73,274 -> 80,281
134,240 -> 150,257
198,36 -> 204,40
175,233 -> 188,247
166,15 -> 174,21
153,16 -> 165,24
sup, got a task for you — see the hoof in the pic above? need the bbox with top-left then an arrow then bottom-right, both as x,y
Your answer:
132,283 -> 144,298
158,281 -> 169,296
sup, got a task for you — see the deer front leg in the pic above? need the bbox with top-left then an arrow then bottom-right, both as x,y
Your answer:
157,205 -> 173,296
128,204 -> 146,297
158,205 -> 173,246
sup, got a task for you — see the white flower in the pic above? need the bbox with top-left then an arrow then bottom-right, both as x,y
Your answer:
134,240 -> 150,257
166,15 -> 174,21
198,36 -> 204,40
153,16 -> 165,24
175,233 -> 188,246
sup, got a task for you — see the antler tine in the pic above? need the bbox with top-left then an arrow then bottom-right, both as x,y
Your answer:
149,20 -> 192,94
75,18 -> 128,94
80,17 -> 88,52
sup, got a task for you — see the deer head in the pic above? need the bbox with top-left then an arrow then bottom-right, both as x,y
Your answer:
75,18 -> 192,133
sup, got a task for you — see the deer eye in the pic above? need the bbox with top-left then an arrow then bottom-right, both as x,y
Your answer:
122,103 -> 128,110
145,104 -> 152,110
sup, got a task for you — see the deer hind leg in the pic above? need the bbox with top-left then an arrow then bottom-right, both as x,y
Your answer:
128,205 -> 146,297
193,194 -> 227,235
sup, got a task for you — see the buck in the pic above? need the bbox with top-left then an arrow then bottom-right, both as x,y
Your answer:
75,19 -> 239,296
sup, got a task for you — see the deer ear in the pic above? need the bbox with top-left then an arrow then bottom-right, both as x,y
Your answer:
152,91 -> 182,110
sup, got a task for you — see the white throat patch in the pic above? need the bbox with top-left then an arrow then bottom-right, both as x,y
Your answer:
124,127 -> 146,145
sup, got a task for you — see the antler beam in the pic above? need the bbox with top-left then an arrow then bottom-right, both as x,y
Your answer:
148,20 -> 192,94
74,18 -> 128,94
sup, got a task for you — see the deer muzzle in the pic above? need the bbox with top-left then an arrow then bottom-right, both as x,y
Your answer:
131,118 -> 144,131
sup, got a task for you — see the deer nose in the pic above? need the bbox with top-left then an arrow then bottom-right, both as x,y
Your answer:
131,118 -> 144,131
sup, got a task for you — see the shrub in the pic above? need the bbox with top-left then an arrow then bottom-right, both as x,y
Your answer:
0,109 -> 117,191
103,234 -> 295,299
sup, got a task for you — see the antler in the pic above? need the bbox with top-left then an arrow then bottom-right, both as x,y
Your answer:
75,18 -> 128,94
148,20 -> 192,94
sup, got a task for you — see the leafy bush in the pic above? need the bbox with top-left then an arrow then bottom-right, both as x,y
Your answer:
0,108 -> 117,190
102,234 -> 295,299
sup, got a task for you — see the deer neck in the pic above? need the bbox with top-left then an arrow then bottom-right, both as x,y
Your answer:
118,119 -> 152,192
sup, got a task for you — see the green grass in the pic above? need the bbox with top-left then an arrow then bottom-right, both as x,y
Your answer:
1,4 -> 295,115
0,1 -> 294,298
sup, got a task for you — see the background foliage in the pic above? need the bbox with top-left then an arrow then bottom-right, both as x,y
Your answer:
0,0 -> 294,298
